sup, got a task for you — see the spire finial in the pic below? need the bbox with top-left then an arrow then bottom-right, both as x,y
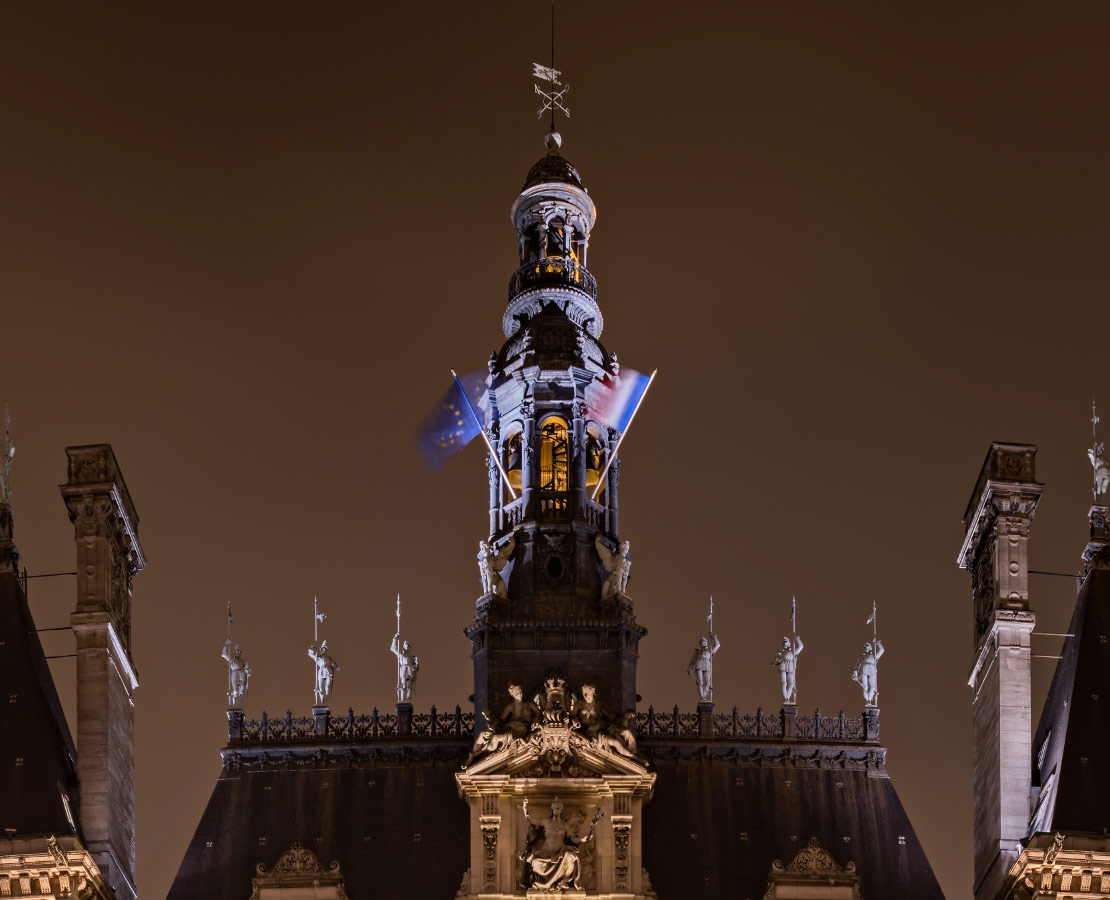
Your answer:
0,403 -> 14,505
532,3 -> 570,130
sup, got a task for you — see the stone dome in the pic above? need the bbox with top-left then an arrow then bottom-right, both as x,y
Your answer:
521,152 -> 584,191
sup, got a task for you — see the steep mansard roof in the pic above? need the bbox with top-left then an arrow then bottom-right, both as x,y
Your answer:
1032,565 -> 1110,835
0,568 -> 80,837
641,740 -> 944,900
167,725 -> 943,898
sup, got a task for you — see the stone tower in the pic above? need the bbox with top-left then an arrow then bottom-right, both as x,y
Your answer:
465,132 -> 645,720
957,443 -> 1042,900
60,445 -> 145,900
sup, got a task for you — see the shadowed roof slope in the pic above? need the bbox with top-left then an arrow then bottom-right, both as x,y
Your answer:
0,570 -> 79,837
166,742 -> 470,900
1032,566 -> 1110,835
641,741 -> 945,900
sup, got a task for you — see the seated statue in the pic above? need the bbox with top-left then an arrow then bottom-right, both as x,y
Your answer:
518,798 -> 602,892
464,683 -> 540,766
571,684 -> 604,738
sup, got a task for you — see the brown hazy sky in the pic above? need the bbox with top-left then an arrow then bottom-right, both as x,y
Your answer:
2,3 -> 1109,897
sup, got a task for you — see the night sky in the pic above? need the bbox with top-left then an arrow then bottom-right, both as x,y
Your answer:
2,4 -> 1109,898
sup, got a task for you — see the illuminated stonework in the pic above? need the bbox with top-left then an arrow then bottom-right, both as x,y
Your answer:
0,836 -> 112,900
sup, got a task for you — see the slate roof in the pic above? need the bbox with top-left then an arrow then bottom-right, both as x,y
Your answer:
641,740 -> 945,900
0,569 -> 80,837
166,741 -> 472,900
522,152 -> 584,191
1031,566 -> 1110,835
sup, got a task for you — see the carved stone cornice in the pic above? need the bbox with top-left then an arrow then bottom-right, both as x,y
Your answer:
0,505 -> 19,575
1084,504 -> 1110,574
640,741 -> 888,775
60,445 -> 144,573
0,835 -> 114,900
958,443 -> 1041,571
1002,832 -> 1110,898
220,740 -> 470,774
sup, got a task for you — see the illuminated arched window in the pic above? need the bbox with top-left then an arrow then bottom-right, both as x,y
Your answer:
585,429 -> 606,501
539,418 -> 569,493
505,433 -> 523,491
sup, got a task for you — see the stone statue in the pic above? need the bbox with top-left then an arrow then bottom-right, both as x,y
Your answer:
307,640 -> 339,706
0,405 -> 13,505
771,635 -> 804,705
518,797 -> 603,892
687,633 -> 721,703
478,535 -> 516,598
221,639 -> 252,708
464,683 -> 541,766
595,712 -> 639,758
572,684 -> 604,738
851,640 -> 885,707
391,632 -> 419,703
1090,442 -> 1109,497
595,536 -> 631,597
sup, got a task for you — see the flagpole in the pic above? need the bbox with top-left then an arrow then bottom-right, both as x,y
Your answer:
452,369 -> 517,500
227,601 -> 233,702
591,369 -> 658,501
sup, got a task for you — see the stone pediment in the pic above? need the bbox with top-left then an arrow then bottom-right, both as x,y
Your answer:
462,721 -> 650,779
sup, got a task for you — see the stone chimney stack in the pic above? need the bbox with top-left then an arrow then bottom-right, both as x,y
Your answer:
957,443 -> 1042,900
59,445 -> 145,900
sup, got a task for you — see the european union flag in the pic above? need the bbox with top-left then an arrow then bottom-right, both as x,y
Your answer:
416,369 -> 488,469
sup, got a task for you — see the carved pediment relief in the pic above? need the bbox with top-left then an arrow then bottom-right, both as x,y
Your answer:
250,841 -> 348,900
765,838 -> 861,899
463,719 -> 650,779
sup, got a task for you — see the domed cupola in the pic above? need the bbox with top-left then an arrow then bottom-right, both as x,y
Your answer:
505,131 -> 601,341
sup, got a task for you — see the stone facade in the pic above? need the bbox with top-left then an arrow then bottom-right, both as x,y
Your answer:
59,445 -> 145,900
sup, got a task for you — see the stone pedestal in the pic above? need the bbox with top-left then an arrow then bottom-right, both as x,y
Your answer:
697,701 -> 714,737
862,707 -> 879,742
781,705 -> 797,739
227,709 -> 244,741
312,706 -> 329,737
396,702 -> 413,735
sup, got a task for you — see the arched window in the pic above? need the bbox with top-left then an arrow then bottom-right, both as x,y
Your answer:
585,430 -> 606,501
539,418 -> 570,493
505,433 -> 523,491
546,218 -> 566,258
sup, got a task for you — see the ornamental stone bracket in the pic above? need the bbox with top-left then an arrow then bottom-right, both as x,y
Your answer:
456,720 -> 655,899
250,841 -> 348,900
764,837 -> 862,899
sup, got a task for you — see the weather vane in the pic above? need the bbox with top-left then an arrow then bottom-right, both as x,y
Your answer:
533,2 -> 569,126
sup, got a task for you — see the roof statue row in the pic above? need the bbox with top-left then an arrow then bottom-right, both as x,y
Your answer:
219,589 -> 885,714
220,594 -> 419,711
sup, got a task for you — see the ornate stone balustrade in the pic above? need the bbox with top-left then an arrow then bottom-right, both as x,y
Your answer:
231,705 -> 475,744
508,258 -> 597,302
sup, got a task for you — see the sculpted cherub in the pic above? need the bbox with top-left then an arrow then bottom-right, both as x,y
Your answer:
595,536 -> 631,597
478,535 -> 516,598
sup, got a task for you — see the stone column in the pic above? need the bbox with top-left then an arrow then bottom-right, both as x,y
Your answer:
572,401 -> 587,518
487,441 -> 501,537
958,442 -> 1042,900
312,706 -> 329,737
611,792 -> 633,894
521,405 -> 536,517
607,456 -> 620,538
59,445 -> 145,900
781,705 -> 797,739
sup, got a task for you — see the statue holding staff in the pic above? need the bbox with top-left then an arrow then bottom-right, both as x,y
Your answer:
687,596 -> 720,702
852,600 -> 884,706
391,593 -> 419,703
0,404 -> 14,504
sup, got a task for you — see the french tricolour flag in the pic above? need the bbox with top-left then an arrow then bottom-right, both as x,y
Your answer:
591,369 -> 652,433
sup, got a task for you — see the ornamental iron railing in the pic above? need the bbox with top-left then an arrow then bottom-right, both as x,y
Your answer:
508,258 -> 598,302
233,705 -> 475,744
637,706 -> 871,742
